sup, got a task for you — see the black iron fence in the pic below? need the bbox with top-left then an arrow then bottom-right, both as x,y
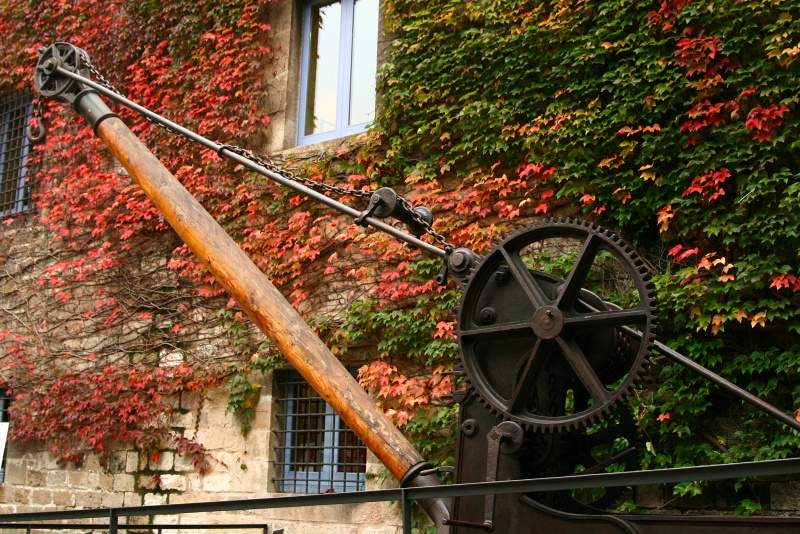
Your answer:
0,458 -> 799,534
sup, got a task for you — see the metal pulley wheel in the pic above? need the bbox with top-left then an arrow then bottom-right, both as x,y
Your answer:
457,218 -> 656,432
34,42 -> 91,100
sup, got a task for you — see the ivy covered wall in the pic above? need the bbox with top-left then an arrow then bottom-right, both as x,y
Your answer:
366,0 -> 800,508
0,0 -> 279,466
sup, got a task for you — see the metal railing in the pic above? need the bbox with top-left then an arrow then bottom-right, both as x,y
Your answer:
0,457 -> 799,534
0,525 -> 270,534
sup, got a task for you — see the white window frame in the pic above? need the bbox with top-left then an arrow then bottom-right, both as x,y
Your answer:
0,396 -> 10,483
296,0 -> 378,146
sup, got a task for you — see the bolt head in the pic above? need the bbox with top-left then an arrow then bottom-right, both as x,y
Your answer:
450,251 -> 467,269
43,58 -> 59,74
479,307 -> 496,325
495,270 -> 511,286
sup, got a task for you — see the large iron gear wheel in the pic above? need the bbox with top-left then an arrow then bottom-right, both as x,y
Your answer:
457,218 -> 656,432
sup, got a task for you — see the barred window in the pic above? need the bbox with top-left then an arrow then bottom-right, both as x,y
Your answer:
273,369 -> 367,493
0,91 -> 34,216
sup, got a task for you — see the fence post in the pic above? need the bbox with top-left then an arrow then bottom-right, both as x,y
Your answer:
401,489 -> 412,534
109,509 -> 118,534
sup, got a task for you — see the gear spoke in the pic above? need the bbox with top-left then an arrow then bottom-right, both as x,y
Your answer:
564,308 -> 649,329
507,338 -> 549,414
555,234 -> 600,310
459,320 -> 535,341
500,245 -> 550,308
555,336 -> 611,404
63,47 -> 76,67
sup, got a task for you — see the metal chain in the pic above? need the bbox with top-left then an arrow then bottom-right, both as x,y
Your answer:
35,97 -> 45,124
217,143 -> 371,200
81,56 -> 454,249
26,96 -> 47,143
397,195 -> 452,248
86,57 -> 123,97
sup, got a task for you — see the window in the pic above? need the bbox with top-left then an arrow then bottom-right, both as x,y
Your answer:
0,396 -> 10,483
297,0 -> 379,146
0,91 -> 34,216
273,369 -> 367,493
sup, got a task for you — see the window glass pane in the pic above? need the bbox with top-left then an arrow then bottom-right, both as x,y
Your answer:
348,0 -> 378,126
0,398 -> 9,483
304,1 -> 342,136
289,381 -> 325,472
336,415 -> 367,473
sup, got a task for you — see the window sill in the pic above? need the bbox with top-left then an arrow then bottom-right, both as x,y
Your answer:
274,132 -> 371,162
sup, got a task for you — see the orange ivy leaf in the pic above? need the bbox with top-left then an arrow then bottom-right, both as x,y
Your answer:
750,311 -> 767,328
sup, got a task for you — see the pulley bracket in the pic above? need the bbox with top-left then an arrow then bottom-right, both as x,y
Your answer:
354,187 -> 435,237
32,42 -> 119,135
